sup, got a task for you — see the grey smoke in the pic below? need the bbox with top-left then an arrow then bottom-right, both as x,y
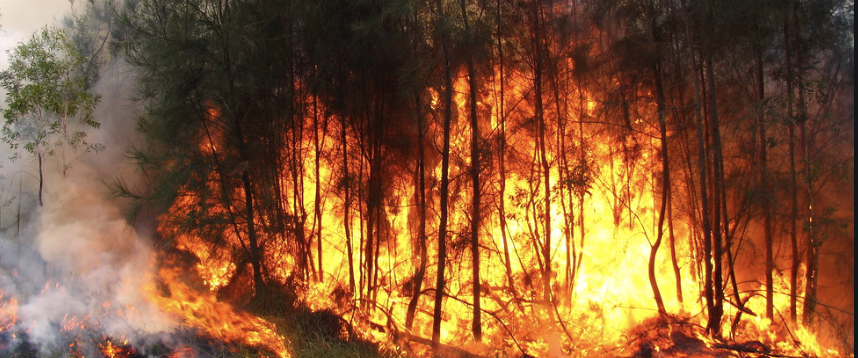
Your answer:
0,54 -> 179,355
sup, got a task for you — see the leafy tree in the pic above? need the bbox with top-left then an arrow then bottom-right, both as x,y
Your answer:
1,25 -> 102,206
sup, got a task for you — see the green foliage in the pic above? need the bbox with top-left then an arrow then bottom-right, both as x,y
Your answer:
0,25 -> 102,168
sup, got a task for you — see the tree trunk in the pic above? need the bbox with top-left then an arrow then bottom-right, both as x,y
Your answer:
342,110 -> 357,296
467,45 -> 484,344
793,2 -> 817,323
406,92 -> 428,330
458,0 -> 483,340
756,38 -> 774,321
687,29 -> 717,336
37,151 -> 44,207
530,0 -> 552,306
233,113 -> 265,295
432,0 -> 453,350
314,96 -> 324,282
705,54 -> 724,338
650,61 -> 669,319
782,11 -> 799,323
494,0 -> 517,297
366,103 -> 385,308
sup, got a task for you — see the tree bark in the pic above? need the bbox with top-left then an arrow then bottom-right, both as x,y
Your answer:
406,92 -> 428,330
432,0 -> 453,350
650,60 -> 669,319
782,10 -> 799,323
457,0 -> 483,340
530,0 -> 552,306
756,36 -> 774,321
314,95 -> 324,282
495,0 -> 516,296
705,54 -> 724,338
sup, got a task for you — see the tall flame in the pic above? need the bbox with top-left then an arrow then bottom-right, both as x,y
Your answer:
160,64 -> 850,358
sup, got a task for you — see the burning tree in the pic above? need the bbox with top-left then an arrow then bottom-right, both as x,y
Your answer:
86,0 -> 858,356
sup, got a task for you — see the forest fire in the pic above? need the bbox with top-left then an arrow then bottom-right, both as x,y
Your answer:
155,60 -> 850,357
0,0 -> 853,357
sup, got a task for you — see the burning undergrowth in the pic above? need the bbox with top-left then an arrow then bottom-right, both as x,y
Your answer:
0,62 -> 296,357
614,316 -> 822,358
0,176 -> 292,358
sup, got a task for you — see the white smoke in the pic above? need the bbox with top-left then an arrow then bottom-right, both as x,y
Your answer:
0,53 -> 180,354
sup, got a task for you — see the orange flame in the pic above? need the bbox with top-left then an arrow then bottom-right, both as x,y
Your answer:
160,67 -> 850,358
147,267 -> 291,358
0,292 -> 17,334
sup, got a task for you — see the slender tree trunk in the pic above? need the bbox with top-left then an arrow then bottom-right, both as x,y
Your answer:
314,96 -> 324,282
685,20 -> 717,334
432,0 -> 453,350
667,179 -> 682,305
575,92 -> 586,289
467,48 -> 484,344
755,38 -> 774,321
800,117 -> 817,325
457,0 -> 483,340
366,102 -> 385,307
664,5 -> 684,306
219,14 -> 266,287
495,0 -> 515,295
37,151 -> 44,207
530,0 -> 552,306
233,114 -> 265,295
342,111 -> 357,296
793,2 -> 817,323
553,76 -> 574,294
372,102 -> 386,307
406,92 -> 428,330
782,11 -> 799,323
650,61 -> 668,319
705,54 -> 724,338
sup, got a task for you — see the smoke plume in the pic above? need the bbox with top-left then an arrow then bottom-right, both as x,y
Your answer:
0,59 -> 179,355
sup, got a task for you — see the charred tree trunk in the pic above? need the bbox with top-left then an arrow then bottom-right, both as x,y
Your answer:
552,64 -> 574,295
291,112 -> 311,280
314,96 -> 325,282
406,91 -> 429,330
232,110 -> 265,295
650,60 -> 668,319
432,0 -> 453,350
467,50 -> 484,344
705,54 -> 724,338
782,10 -> 799,323
342,119 -> 356,296
530,0 -> 552,306
495,0 -> 516,297
793,3 -> 817,324
687,25 -> 717,335
756,37 -> 774,321
667,176 -> 682,305
366,102 -> 385,308
458,0 -> 483,340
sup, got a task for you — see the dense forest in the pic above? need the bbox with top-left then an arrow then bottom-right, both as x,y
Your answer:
0,0 -> 853,357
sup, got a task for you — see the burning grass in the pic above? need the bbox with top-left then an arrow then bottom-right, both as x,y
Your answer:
0,279 -> 851,358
